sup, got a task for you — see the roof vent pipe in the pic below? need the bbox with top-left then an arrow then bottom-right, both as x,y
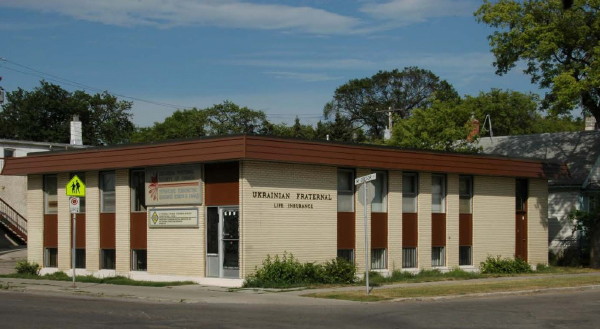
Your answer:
70,115 -> 83,145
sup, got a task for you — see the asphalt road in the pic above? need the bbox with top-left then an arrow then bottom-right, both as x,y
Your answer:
0,288 -> 598,329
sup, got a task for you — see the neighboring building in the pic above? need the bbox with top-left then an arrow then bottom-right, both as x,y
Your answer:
477,130 -> 600,260
0,139 -> 83,217
1,135 -> 562,286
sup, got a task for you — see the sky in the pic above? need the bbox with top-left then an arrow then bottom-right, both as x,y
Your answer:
0,0 -> 542,128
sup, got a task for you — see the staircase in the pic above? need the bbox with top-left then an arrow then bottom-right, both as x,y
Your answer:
0,197 -> 27,244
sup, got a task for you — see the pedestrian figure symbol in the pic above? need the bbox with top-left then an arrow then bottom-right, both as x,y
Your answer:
66,175 -> 86,197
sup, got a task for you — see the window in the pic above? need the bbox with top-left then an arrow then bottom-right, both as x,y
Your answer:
3,148 -> 14,158
431,174 -> 446,213
337,169 -> 354,212
44,248 -> 58,267
337,249 -> 354,264
75,249 -> 86,269
432,246 -> 446,267
459,246 -> 472,266
459,175 -> 473,214
100,171 -> 116,213
371,248 -> 387,269
132,249 -> 147,271
130,169 -> 146,212
402,247 -> 417,268
43,175 -> 58,214
371,171 -> 387,213
402,173 -> 418,213
70,173 -> 86,212
516,179 -> 528,211
101,249 -> 116,269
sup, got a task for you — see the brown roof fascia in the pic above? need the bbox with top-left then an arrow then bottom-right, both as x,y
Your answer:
1,135 -> 564,179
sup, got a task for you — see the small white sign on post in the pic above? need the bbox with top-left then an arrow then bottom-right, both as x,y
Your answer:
69,197 -> 80,214
355,173 -> 376,296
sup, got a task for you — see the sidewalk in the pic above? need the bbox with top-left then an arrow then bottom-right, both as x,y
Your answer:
2,271 -> 600,305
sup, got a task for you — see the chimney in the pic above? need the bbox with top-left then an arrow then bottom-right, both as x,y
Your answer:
70,115 -> 83,145
467,117 -> 480,142
585,115 -> 598,131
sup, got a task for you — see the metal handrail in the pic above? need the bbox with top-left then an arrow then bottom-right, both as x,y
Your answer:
0,197 -> 27,242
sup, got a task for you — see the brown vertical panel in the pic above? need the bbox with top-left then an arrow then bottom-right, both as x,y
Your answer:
371,212 -> 388,249
431,213 -> 446,247
515,211 -> 528,261
459,214 -> 473,246
43,214 -> 58,248
205,162 -> 239,206
402,213 -> 418,247
130,212 -> 147,249
71,214 -> 86,249
100,213 -> 116,249
337,212 -> 355,249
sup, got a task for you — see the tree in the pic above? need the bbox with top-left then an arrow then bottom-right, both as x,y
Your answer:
323,67 -> 459,140
131,101 -> 271,143
0,81 -> 134,145
475,0 -> 600,124
569,199 -> 600,268
389,100 -> 476,152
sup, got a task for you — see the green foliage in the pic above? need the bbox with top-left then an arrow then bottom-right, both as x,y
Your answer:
324,67 -> 458,140
0,81 -> 134,145
132,101 -> 271,143
364,268 -> 482,285
475,0 -> 600,123
14,261 -> 40,276
568,198 -> 600,268
243,253 -> 357,288
480,255 -> 533,274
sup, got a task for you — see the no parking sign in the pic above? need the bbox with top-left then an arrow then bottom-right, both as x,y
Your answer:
69,197 -> 80,214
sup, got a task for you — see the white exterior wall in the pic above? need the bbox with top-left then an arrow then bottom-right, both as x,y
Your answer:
115,169 -> 131,274
418,173 -> 432,269
26,175 -> 44,265
388,171 -> 402,271
529,178 -> 549,265
240,161 -> 337,277
446,174 -> 460,268
472,176 -> 515,264
86,171 -> 100,271
547,189 -> 580,254
354,168 -> 371,274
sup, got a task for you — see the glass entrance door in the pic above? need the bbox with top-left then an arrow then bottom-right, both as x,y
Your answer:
206,207 -> 239,278
221,208 -> 239,278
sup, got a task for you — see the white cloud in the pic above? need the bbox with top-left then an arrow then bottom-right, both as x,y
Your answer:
360,0 -> 477,25
1,0 -> 361,34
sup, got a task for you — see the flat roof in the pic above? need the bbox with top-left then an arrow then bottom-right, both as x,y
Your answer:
1,135 -> 567,179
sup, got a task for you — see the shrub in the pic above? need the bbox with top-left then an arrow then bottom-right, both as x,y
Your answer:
243,253 -> 357,288
15,261 -> 40,276
480,255 -> 532,274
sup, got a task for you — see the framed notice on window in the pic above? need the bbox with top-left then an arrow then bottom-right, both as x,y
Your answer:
145,164 -> 202,206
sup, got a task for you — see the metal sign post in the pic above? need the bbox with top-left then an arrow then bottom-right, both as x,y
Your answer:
66,176 -> 85,288
355,173 -> 376,295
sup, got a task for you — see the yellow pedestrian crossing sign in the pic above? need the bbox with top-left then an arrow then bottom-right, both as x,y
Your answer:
66,175 -> 86,197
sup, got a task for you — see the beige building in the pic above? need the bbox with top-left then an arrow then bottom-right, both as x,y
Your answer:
1,135 -> 563,286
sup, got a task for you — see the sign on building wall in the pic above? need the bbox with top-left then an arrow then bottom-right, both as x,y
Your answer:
145,165 -> 202,206
148,207 -> 199,228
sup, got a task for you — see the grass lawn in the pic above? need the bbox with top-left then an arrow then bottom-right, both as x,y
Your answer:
307,274 -> 600,302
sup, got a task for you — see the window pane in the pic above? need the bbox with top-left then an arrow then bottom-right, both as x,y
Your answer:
75,249 -> 86,269
132,249 -> 147,271
372,171 -> 387,213
337,169 -> 354,212
371,248 -> 387,269
459,246 -> 472,266
44,248 -> 58,267
44,175 -> 58,214
402,196 -> 417,213
101,171 -> 115,213
101,249 -> 116,269
130,170 -> 146,212
432,247 -> 445,267
337,249 -> 354,264
459,176 -> 473,214
432,175 -> 445,213
402,247 -> 417,268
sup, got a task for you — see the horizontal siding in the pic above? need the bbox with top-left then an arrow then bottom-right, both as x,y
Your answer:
27,175 -> 44,266
241,161 -> 337,277
529,179 -> 549,265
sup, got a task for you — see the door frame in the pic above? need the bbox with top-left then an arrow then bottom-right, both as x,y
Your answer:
206,206 -> 240,278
